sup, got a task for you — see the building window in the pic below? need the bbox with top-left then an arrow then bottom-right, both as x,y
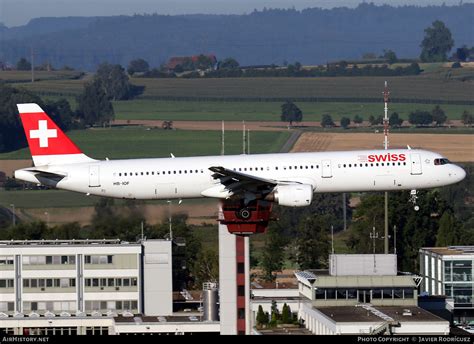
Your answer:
372,289 -> 382,299
382,289 -> 393,299
238,308 -> 245,319
238,286 -> 245,297
315,288 -> 325,299
336,289 -> 347,300
237,263 -> 244,274
347,289 -> 357,299
326,289 -> 336,299
403,288 -> 414,299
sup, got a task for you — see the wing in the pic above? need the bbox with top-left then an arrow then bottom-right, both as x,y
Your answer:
209,166 -> 295,197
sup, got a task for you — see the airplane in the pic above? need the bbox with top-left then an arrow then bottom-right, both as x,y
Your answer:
14,103 -> 466,219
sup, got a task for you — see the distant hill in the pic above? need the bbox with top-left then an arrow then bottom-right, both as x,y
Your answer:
0,3 -> 473,71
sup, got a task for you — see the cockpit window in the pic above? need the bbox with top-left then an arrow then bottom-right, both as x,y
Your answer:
434,158 -> 450,165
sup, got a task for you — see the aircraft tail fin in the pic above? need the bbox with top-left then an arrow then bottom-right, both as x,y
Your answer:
17,103 -> 95,166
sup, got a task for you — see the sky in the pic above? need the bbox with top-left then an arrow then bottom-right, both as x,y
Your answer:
1,0 -> 472,27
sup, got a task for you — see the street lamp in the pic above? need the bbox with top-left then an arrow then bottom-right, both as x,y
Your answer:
10,204 -> 15,226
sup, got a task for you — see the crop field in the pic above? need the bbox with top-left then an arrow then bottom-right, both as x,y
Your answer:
0,70 -> 84,82
112,99 -> 474,122
13,66 -> 474,103
291,132 -> 474,162
130,75 -> 474,102
0,128 -> 290,160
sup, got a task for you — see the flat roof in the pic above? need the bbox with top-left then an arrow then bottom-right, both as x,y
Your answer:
421,246 -> 474,256
0,239 -> 141,247
317,306 -> 446,323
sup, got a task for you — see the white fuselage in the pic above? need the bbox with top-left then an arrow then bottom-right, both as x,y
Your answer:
15,149 -> 466,201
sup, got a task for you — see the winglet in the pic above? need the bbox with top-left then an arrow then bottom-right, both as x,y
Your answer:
407,145 -> 412,150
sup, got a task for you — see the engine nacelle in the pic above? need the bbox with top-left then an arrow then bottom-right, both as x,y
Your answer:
265,184 -> 313,207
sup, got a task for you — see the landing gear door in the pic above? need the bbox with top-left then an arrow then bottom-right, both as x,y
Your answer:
410,154 -> 422,175
322,160 -> 332,178
89,165 -> 100,187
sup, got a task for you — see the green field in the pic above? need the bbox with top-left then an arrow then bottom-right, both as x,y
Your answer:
0,190 -> 102,208
0,128 -> 290,160
0,190 -> 216,209
14,66 -> 474,103
0,70 -> 84,82
112,99 -> 474,122
130,75 -> 474,102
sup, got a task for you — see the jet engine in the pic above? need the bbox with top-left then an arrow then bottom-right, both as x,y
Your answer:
265,184 -> 313,207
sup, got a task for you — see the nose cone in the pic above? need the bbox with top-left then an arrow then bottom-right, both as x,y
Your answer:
453,165 -> 466,183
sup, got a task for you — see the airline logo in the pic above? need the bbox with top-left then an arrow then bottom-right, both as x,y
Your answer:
29,120 -> 57,148
18,104 -> 82,156
367,153 -> 406,162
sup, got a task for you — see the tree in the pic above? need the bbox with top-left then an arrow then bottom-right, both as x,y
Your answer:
383,49 -> 398,64
454,46 -> 469,62
192,249 -> 219,287
431,105 -> 447,126
281,303 -> 292,324
436,211 -> 458,246
353,115 -> 363,126
94,63 -> 132,100
340,117 -> 351,129
16,57 -> 31,71
260,226 -> 286,281
219,57 -> 239,70
389,112 -> 403,128
256,305 -> 268,326
368,115 -> 383,126
294,61 -> 302,71
280,101 -> 303,126
408,110 -> 432,126
296,215 -> 331,270
461,110 -> 473,126
420,20 -> 454,62
196,55 -> 213,70
77,81 -> 115,126
127,58 -> 150,75
320,114 -> 335,128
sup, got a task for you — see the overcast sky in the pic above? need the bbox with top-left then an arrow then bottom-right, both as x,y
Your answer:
1,0 -> 472,27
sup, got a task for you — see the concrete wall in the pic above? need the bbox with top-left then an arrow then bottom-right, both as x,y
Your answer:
142,240 -> 172,316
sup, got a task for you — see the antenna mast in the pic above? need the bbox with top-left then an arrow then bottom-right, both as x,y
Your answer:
383,81 -> 390,254
383,81 -> 390,150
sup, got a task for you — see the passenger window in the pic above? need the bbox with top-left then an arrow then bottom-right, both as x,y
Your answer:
289,166 -> 292,169
349,164 -> 352,167
275,167 -> 278,170
250,168 -> 253,171
179,170 -> 182,174
343,164 -> 346,168
381,163 -> 384,166
119,173 -> 122,176
146,172 -> 149,175
376,163 -> 379,167
141,172 -> 144,175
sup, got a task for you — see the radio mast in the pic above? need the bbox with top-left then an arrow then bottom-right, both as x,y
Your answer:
383,81 -> 390,254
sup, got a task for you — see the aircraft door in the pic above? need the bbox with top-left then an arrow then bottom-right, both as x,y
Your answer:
89,165 -> 100,187
322,160 -> 332,178
155,183 -> 177,199
410,154 -> 422,175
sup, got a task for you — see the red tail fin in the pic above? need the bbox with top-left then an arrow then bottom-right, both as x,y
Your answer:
17,103 -> 94,166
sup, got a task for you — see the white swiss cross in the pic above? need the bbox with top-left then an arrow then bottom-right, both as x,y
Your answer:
29,120 -> 57,148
